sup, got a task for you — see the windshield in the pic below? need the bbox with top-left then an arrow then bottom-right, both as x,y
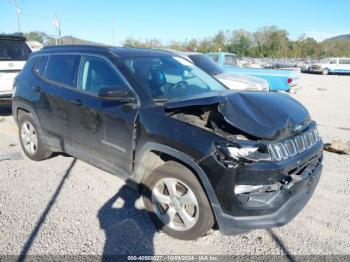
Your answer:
122,55 -> 227,101
189,54 -> 224,76
0,40 -> 31,61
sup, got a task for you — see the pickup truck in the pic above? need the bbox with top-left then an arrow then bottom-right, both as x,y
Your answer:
206,52 -> 300,92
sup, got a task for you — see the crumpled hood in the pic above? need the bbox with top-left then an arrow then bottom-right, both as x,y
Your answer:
165,91 -> 311,140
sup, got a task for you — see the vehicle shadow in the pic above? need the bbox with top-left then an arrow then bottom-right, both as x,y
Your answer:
98,184 -> 157,259
0,104 -> 12,116
18,158 -> 77,262
266,229 -> 295,262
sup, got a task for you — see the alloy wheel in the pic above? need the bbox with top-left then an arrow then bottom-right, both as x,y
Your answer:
151,177 -> 199,231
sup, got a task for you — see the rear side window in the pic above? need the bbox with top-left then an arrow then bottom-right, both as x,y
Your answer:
339,59 -> 350,64
45,55 -> 80,87
34,56 -> 49,76
0,40 -> 31,61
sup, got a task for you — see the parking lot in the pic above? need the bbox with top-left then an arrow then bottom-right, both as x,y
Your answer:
0,73 -> 349,257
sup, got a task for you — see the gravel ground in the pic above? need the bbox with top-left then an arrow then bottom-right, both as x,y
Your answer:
0,73 -> 349,258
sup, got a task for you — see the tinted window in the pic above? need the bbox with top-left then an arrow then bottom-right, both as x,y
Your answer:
78,56 -> 124,95
224,55 -> 237,66
189,54 -> 223,75
34,56 -> 49,76
0,40 -> 31,61
45,55 -> 80,87
339,59 -> 350,64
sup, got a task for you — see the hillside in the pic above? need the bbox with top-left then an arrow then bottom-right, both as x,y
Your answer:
321,34 -> 350,56
60,35 -> 104,46
324,34 -> 350,41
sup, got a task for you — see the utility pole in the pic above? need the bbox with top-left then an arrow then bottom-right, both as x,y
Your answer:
10,0 -> 21,32
52,17 -> 61,45
112,16 -> 116,46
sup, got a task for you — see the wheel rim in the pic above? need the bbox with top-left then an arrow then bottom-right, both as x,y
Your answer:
21,121 -> 38,155
151,177 -> 199,231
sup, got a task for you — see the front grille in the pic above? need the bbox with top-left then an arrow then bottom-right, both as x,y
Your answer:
268,127 -> 321,161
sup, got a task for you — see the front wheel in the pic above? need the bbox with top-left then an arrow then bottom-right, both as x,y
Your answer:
142,161 -> 215,240
322,68 -> 329,75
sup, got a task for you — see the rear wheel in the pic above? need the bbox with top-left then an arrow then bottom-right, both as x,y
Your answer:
142,161 -> 214,240
18,114 -> 52,161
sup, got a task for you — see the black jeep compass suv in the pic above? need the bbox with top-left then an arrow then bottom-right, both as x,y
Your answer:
12,45 -> 323,240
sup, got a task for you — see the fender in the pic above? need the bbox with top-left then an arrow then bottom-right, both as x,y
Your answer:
133,141 -> 225,226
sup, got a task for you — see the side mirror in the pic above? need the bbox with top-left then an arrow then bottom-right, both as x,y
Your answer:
98,87 -> 136,103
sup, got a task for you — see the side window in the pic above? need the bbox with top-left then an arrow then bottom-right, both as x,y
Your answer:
339,59 -> 350,65
33,56 -> 49,76
208,55 -> 219,63
78,56 -> 125,95
330,59 -> 337,64
45,55 -> 80,87
224,55 -> 237,66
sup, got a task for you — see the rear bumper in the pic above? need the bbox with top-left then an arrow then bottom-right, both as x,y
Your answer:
217,160 -> 322,234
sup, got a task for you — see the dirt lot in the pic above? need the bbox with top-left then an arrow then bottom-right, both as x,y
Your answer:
0,73 -> 349,258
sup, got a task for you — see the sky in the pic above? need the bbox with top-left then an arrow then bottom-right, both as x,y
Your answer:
1,0 -> 350,45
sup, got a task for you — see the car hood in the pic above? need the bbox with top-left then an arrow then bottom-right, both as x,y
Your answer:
216,73 -> 269,91
165,91 -> 311,140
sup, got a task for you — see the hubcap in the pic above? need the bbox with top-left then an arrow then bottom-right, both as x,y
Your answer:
151,178 -> 199,231
21,121 -> 38,155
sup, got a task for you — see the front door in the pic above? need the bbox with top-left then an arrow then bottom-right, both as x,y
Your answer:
69,55 -> 138,176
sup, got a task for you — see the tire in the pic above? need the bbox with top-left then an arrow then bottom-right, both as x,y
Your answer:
18,113 -> 52,161
142,161 -> 215,240
322,68 -> 329,75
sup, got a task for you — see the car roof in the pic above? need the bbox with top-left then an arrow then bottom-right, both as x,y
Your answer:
36,45 -> 173,57
0,34 -> 27,41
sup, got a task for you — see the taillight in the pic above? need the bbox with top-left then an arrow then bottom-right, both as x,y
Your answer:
288,78 -> 293,85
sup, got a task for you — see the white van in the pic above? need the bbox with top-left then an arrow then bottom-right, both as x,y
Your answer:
0,34 -> 31,99
311,57 -> 350,75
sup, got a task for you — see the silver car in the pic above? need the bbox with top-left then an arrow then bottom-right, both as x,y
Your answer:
170,51 -> 269,91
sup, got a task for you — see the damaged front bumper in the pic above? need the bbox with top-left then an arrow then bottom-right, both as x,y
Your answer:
199,140 -> 323,235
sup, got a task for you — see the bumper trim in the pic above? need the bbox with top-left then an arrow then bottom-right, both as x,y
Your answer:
216,161 -> 322,235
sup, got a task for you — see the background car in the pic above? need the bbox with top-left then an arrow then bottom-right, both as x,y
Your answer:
207,52 -> 300,92
0,34 -> 31,99
171,51 -> 269,91
310,57 -> 350,75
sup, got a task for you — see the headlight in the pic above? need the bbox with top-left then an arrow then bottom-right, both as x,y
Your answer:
216,142 -> 272,166
227,145 -> 272,162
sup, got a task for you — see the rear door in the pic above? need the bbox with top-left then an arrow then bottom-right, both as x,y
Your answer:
70,55 -> 138,176
34,54 -> 81,150
0,39 -> 31,95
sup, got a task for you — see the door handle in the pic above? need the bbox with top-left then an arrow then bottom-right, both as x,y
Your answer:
69,99 -> 83,107
32,86 -> 41,92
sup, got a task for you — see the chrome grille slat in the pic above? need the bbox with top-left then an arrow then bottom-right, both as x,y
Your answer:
269,127 -> 320,161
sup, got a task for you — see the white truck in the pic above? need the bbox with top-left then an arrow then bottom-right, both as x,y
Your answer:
311,57 -> 350,75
